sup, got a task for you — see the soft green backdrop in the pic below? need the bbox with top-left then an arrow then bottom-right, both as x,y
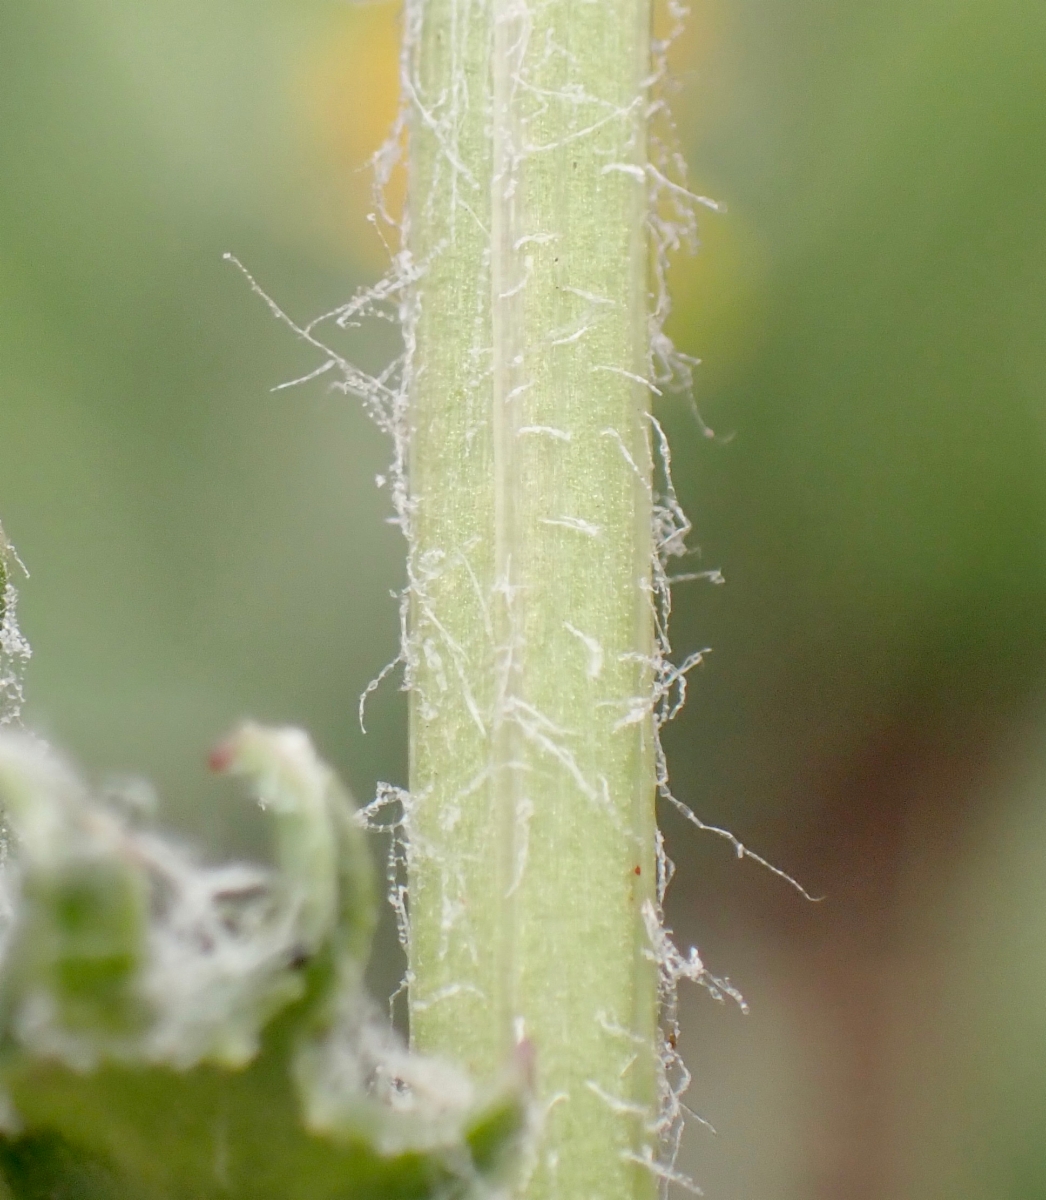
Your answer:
2,2 -> 1045,1197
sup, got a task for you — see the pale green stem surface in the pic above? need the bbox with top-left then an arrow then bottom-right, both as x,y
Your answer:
406,4 -> 657,1199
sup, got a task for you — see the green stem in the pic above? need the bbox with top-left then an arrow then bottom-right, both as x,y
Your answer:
405,4 -> 658,1199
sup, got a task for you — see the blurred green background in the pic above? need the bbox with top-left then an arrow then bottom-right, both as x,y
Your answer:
2,1 -> 1046,1196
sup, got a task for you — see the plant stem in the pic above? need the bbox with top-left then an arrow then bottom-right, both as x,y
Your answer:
405,4 -> 657,1198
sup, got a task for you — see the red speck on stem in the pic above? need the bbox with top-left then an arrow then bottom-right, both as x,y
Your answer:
208,743 -> 233,773
514,1036 -> 537,1090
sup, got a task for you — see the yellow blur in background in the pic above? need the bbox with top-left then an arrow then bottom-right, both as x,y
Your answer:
3,2 -> 1046,1197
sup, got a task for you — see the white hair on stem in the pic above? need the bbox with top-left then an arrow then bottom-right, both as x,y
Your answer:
224,3 -> 817,1195
0,527 -> 31,731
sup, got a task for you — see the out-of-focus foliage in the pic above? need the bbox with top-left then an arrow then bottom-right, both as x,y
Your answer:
0,1 -> 411,1014
661,2 -> 1046,1197
0,724 -> 524,1199
2,1 -> 1046,1197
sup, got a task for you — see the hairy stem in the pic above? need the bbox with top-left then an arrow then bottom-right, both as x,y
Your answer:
405,4 -> 657,1198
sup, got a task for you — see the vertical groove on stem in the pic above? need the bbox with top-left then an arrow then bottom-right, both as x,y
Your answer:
406,3 -> 657,1198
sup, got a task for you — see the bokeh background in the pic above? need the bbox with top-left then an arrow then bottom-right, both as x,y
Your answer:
2,2 -> 1046,1196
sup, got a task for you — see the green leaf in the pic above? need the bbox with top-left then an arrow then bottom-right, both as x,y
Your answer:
0,726 -> 527,1200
